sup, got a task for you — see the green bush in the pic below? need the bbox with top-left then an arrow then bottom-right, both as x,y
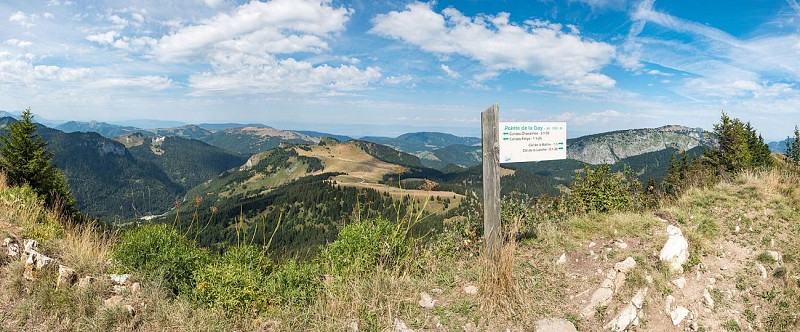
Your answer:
569,164 -> 641,214
266,259 -> 321,305
113,224 -> 209,295
193,245 -> 271,312
321,218 -> 414,275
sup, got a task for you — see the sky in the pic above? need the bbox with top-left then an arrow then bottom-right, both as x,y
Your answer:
1,0 -> 799,139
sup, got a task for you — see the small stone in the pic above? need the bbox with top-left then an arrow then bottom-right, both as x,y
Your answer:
734,225 -> 740,233
463,285 -> 478,295
670,306 -> 690,325
613,272 -> 627,293
418,292 -> 435,309
57,265 -> 77,289
430,288 -> 443,294
645,275 -> 654,284
22,239 -> 38,254
347,321 -> 359,332
720,265 -> 729,271
601,276 -> 615,289
665,295 -> 675,314
130,282 -> 141,294
462,322 -> 478,332
660,225 -> 689,273
615,257 -> 637,274
6,243 -> 19,259
2,238 -> 11,247
703,289 -> 715,309
125,304 -> 135,316
671,277 -> 686,289
614,241 -> 629,250
632,288 -> 647,309
588,242 -> 596,248
78,276 -> 96,288
109,274 -> 130,285
393,318 -> 415,332
104,295 -> 124,307
605,303 -> 638,332
23,250 -> 53,280
113,285 -> 127,294
757,264 -> 768,279
556,253 -> 567,265
534,318 -> 577,332
581,287 -> 613,318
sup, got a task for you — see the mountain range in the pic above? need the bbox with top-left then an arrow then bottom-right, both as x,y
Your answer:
11,115 -> 793,232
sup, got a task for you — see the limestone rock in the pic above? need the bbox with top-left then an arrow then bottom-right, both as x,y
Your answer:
671,277 -> 686,289
766,250 -> 783,263
534,317 -> 577,332
756,264 -> 768,279
664,295 -> 675,315
659,225 -> 689,272
613,272 -> 627,293
130,282 -> 141,294
632,288 -> 648,309
463,285 -> 478,295
57,265 -> 77,289
605,303 -> 638,332
614,241 -> 629,250
23,239 -> 38,254
125,304 -> 135,316
670,306 -> 690,325
703,289 -> 715,309
347,321 -> 359,332
556,253 -> 567,265
6,242 -> 19,259
393,318 -> 415,332
2,238 -> 11,247
23,249 -> 53,280
614,257 -> 637,274
78,276 -> 96,288
581,287 -> 613,318
109,274 -> 130,285
418,292 -> 435,309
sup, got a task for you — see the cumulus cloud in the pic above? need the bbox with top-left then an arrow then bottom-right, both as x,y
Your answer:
371,3 -> 616,92
0,51 -> 91,83
86,31 -> 119,45
551,109 -> 627,125
4,39 -> 33,48
8,11 -> 37,28
440,64 -> 460,78
188,53 -> 381,95
153,0 -> 351,60
88,75 -> 173,90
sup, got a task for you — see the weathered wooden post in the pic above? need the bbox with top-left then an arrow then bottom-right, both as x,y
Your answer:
481,104 -> 501,261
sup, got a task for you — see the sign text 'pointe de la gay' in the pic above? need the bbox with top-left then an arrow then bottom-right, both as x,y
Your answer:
497,122 -> 567,163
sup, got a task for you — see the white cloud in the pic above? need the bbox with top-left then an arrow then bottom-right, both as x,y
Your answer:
440,64 -> 460,78
86,31 -> 119,45
9,11 -> 37,28
647,69 -> 671,76
370,3 -> 616,92
0,52 -> 91,83
4,39 -> 33,48
383,74 -> 412,85
153,0 -> 351,60
188,53 -> 381,95
551,109 -> 626,125
88,75 -> 173,90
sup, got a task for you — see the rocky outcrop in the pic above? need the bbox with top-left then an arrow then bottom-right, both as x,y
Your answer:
659,225 -> 689,272
535,317 -> 578,332
567,125 -> 711,164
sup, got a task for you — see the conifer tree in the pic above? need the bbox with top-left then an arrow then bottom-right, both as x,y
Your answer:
0,109 -> 75,213
786,125 -> 800,164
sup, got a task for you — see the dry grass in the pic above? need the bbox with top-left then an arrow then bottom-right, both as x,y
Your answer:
56,223 -> 115,276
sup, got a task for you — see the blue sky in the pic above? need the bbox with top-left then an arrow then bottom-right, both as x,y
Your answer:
1,0 -> 799,138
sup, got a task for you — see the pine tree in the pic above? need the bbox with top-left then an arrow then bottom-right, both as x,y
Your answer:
786,125 -> 800,164
705,111 -> 752,173
0,109 -> 75,213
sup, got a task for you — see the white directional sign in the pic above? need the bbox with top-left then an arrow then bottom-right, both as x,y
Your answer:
498,122 -> 567,163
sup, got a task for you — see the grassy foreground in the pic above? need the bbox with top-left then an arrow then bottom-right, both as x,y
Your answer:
0,167 -> 797,331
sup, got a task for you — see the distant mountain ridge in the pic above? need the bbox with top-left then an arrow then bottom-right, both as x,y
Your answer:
57,121 -> 141,138
566,125 -> 712,164
360,132 -> 480,154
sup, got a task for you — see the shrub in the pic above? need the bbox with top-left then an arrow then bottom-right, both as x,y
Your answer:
320,218 -> 414,275
265,259 -> 321,305
569,164 -> 641,214
113,224 -> 209,295
193,245 -> 272,312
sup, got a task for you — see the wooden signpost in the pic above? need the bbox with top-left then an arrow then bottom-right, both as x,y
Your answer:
481,104 -> 567,261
